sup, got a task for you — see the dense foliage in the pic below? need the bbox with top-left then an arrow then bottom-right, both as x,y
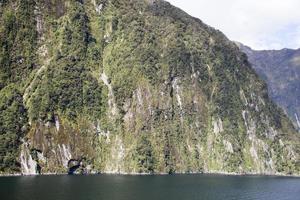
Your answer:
0,0 -> 299,175
28,1 -> 104,121
0,0 -> 37,89
0,85 -> 27,172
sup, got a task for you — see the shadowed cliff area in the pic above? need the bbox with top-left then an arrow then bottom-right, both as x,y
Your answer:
237,43 -> 300,132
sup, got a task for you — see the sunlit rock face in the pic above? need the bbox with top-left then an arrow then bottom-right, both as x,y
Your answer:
0,0 -> 299,175
237,43 -> 300,132
20,141 -> 39,175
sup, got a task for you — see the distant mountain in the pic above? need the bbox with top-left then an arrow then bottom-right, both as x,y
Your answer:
237,43 -> 300,131
0,0 -> 299,176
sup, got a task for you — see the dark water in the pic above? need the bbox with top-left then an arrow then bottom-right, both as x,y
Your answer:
0,174 -> 299,200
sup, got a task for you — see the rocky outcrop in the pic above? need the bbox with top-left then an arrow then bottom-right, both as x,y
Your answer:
0,0 -> 299,176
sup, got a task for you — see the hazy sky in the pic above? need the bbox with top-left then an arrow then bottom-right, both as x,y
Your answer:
167,0 -> 300,50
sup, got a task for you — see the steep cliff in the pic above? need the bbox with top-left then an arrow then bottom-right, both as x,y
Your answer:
0,0 -> 299,175
237,43 -> 300,132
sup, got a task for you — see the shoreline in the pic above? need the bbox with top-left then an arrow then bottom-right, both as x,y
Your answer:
1,171 -> 299,178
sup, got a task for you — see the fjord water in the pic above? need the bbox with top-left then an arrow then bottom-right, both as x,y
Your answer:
0,175 -> 299,200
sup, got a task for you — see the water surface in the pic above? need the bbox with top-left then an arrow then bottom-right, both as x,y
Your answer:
0,174 -> 299,200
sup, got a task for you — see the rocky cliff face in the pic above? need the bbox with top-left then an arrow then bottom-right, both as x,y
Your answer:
0,0 -> 299,175
237,43 -> 300,132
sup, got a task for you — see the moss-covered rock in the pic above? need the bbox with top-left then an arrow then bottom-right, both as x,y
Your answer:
0,0 -> 299,175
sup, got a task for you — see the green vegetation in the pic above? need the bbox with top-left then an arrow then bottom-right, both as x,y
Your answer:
28,1 -> 104,121
0,0 -> 299,175
0,85 -> 27,172
0,0 -> 37,89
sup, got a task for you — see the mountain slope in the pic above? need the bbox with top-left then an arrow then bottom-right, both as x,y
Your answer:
0,0 -> 299,175
237,43 -> 300,131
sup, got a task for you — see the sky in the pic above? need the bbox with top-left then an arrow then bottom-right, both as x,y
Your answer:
167,0 -> 300,50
